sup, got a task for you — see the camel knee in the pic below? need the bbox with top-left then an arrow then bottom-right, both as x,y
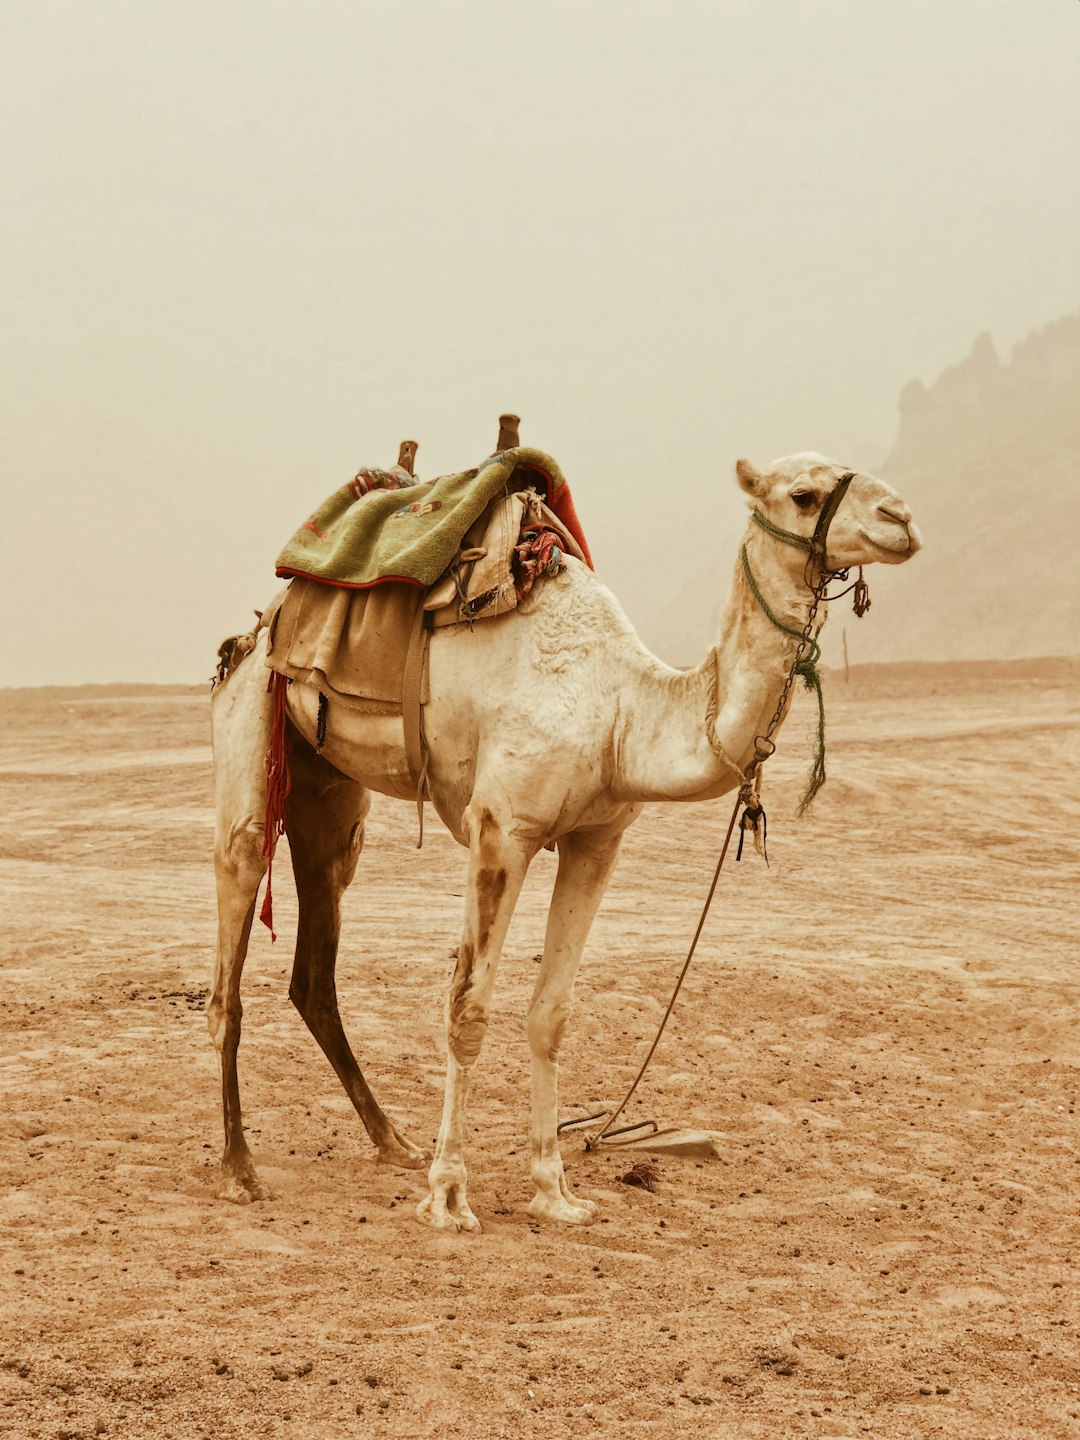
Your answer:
528,999 -> 570,1062
215,814 -> 268,891
207,995 -> 241,1057
207,1001 -> 224,1053
334,823 -> 365,888
288,980 -> 339,1032
287,977 -> 309,1017
448,1001 -> 489,1066
291,820 -> 365,889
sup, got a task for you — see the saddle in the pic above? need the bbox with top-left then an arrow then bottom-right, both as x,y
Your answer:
273,444 -> 590,591
263,484 -> 586,706
247,424 -> 589,929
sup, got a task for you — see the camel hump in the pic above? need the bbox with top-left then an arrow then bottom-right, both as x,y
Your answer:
497,413 -> 521,451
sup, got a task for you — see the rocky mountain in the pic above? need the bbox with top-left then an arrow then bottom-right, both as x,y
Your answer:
868,313 -> 1080,662
652,313 -> 1080,665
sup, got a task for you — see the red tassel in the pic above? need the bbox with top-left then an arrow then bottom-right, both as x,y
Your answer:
260,670 -> 292,940
259,863 -> 277,941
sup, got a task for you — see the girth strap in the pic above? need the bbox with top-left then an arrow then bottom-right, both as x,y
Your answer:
402,604 -> 430,847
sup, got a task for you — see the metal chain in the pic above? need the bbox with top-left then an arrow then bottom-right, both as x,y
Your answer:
759,580 -> 825,751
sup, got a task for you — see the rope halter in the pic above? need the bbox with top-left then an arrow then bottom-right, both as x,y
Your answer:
739,472 -> 860,814
750,469 -> 855,582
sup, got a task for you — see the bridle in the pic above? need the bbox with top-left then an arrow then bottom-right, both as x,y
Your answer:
748,469 -> 857,590
734,470 -> 870,819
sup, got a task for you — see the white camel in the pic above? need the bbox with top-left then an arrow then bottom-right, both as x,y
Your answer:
209,451 -> 921,1231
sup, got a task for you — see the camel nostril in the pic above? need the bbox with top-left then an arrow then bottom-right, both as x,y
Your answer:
878,500 -> 911,525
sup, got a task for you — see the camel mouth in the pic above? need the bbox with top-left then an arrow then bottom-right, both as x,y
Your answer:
857,524 -> 918,562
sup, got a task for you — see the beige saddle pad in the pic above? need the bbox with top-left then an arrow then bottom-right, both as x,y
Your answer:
263,489 -> 586,715
264,578 -> 426,715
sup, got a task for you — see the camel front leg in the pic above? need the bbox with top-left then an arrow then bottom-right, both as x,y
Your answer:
417,803 -> 532,1234
527,825 -> 625,1224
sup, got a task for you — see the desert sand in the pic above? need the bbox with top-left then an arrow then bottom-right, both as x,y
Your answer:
0,659 -> 1077,1439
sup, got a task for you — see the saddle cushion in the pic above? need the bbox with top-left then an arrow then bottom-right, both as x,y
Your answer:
274,446 -> 592,589
263,578 -> 427,715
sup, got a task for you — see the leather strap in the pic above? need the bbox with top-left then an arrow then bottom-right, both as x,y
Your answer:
402,602 -> 430,846
809,471 -> 855,566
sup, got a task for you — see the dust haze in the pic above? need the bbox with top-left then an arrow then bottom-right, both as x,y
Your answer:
2,0 -> 1078,684
2,6 -> 1079,1439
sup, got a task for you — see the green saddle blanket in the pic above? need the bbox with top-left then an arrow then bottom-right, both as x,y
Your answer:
275,446 -> 591,589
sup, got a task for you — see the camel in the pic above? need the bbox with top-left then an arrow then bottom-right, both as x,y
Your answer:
209,446 -> 921,1232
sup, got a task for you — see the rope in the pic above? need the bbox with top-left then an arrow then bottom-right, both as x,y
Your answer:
589,789 -> 745,1147
750,509 -> 813,550
578,474 -> 861,1147
259,670 -> 292,941
739,546 -> 821,658
740,545 -> 827,814
703,651 -> 749,782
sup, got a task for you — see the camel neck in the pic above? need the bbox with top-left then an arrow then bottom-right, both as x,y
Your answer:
708,528 -> 827,768
735,526 -> 822,637
611,526 -> 826,803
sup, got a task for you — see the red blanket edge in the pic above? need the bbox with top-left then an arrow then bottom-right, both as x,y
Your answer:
516,464 -> 594,570
274,568 -> 427,590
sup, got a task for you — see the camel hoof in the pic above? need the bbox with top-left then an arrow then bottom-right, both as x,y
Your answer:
217,1171 -> 272,1205
527,1192 -> 598,1226
415,1192 -> 482,1234
376,1133 -> 431,1171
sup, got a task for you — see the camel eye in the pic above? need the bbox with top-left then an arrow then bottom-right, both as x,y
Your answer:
792,491 -> 817,511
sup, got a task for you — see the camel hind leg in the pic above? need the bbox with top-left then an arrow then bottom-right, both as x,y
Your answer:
208,646 -> 273,1203
285,734 -> 428,1170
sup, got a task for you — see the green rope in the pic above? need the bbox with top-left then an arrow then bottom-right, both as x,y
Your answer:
740,545 -> 827,814
750,509 -> 813,551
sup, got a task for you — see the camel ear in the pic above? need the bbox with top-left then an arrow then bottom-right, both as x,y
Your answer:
736,459 -> 768,498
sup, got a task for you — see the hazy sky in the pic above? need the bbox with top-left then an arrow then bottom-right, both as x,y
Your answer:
3,0 -> 1077,684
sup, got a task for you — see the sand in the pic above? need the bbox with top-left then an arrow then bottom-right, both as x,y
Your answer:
0,659 -> 1077,1439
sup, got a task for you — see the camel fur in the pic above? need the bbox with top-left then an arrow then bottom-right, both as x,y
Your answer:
208,452 -> 921,1231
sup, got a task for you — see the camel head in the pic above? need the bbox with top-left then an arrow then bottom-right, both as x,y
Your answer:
736,452 -> 922,573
